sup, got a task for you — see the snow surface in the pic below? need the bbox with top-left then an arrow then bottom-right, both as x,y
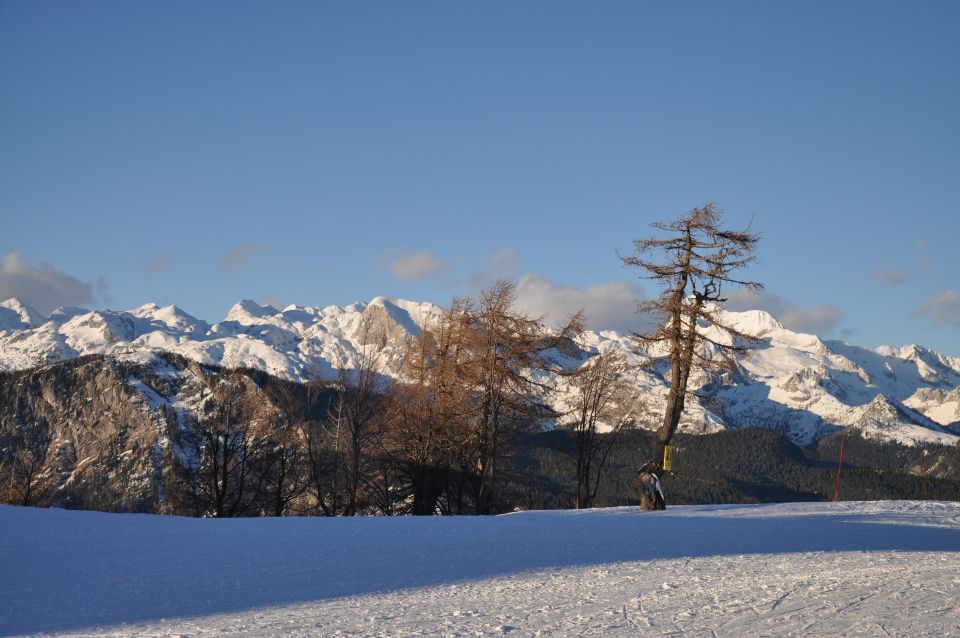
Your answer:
2,501 -> 959,637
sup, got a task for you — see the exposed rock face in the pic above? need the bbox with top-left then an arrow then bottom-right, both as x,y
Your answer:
353,300 -> 419,376
0,353 -> 307,513
0,356 -> 167,511
356,303 -> 412,349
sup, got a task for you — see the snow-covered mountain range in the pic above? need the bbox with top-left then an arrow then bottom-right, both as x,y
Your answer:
2,296 -> 959,446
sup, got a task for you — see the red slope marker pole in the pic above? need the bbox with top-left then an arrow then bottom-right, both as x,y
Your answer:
834,434 -> 845,503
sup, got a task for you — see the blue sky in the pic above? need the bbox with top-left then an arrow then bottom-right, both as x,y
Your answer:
2,1 -> 959,353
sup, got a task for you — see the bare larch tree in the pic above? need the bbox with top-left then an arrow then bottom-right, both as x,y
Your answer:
622,203 -> 762,496
334,337 -> 387,516
259,381 -> 313,516
563,349 -> 636,509
386,300 -> 472,515
460,280 -> 582,514
186,373 -> 271,517
0,421 -> 51,507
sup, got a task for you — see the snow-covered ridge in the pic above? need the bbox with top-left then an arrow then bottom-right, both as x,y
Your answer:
1,296 -> 958,446
0,296 -> 445,382
0,297 -> 46,331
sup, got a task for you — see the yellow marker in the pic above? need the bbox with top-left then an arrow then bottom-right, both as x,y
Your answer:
663,444 -> 673,472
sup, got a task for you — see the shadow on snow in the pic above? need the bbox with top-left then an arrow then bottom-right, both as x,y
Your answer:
1,502 -> 958,636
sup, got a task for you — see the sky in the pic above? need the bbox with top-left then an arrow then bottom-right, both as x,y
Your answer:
1,1 -> 959,353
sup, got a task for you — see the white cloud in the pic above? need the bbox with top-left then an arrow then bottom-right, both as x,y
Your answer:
724,287 -> 844,335
389,251 -> 450,280
0,252 -> 99,314
912,290 -> 960,329
513,274 -> 645,333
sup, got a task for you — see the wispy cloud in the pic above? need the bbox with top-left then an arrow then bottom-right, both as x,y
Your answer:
912,290 -> 960,329
0,252 -> 103,314
872,267 -> 911,286
144,255 -> 172,273
513,274 -> 645,333
260,295 -> 287,310
389,251 -> 450,280
872,241 -> 934,286
779,304 -> 844,334
467,247 -> 522,290
95,276 -> 112,306
220,243 -> 261,271
724,287 -> 844,335
486,247 -> 520,277
915,239 -> 933,275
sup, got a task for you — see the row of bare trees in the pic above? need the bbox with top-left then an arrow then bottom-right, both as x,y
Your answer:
171,280 -> 638,516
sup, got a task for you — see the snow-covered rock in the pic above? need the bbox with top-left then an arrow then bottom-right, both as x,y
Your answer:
0,298 -> 46,331
1,296 -> 958,446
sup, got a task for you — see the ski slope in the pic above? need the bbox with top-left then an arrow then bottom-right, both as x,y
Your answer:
2,501 -> 959,637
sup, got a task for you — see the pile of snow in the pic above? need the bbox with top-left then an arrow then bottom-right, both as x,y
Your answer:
1,501 -> 958,636
1,296 -> 959,446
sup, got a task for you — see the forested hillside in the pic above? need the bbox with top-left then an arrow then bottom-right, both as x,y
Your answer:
507,428 -> 960,509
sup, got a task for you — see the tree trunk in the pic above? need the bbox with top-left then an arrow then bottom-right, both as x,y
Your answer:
635,465 -> 665,511
652,297 -> 703,472
410,463 -> 444,515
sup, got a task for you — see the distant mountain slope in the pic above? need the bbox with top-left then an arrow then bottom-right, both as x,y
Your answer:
1,295 -> 958,446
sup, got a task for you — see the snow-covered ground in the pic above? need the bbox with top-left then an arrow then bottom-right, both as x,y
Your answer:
2,501 -> 959,637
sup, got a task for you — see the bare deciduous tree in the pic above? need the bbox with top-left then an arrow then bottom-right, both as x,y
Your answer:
259,382 -> 312,516
563,350 -> 636,509
385,300 -> 473,515
334,337 -> 387,516
622,203 -> 762,506
301,383 -> 349,516
185,373 -> 271,517
0,423 -> 51,506
459,280 -> 582,514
